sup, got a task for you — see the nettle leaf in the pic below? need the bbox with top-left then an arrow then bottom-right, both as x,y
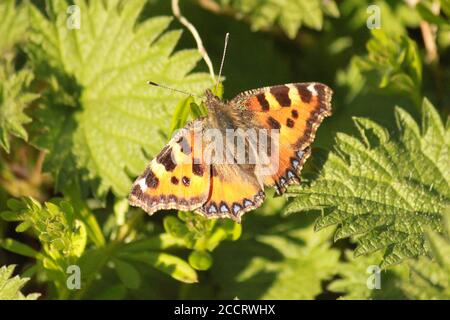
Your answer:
355,30 -> 422,103
218,0 -> 339,38
0,63 -> 38,153
285,99 -> 449,268
338,0 -> 421,37
0,265 -> 40,300
193,199 -> 340,299
235,228 -> 339,299
416,1 -> 450,27
401,208 -> 450,299
328,251 -> 409,299
0,1 -> 35,153
0,0 -> 28,56
336,29 -> 422,114
1,197 -> 88,298
27,0 -> 212,197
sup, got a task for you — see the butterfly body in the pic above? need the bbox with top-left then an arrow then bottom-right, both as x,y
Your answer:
204,89 -> 256,133
129,83 -> 332,221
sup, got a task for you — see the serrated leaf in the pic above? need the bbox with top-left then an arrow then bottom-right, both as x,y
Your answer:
0,1 -> 36,153
328,251 -> 409,299
285,99 -> 449,267
27,0 -> 213,197
0,0 -> 28,56
218,0 -> 338,38
194,206 -> 340,299
401,208 -> 450,299
0,63 -> 38,153
1,197 -> 87,268
355,30 -> 422,105
0,265 -> 40,300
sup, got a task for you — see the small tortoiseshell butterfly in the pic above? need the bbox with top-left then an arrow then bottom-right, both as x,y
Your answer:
129,82 -> 332,222
129,34 -> 332,222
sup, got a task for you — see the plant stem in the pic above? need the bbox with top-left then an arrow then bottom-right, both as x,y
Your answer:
172,0 -> 216,81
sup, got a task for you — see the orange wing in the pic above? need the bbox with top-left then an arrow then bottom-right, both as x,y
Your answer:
232,82 -> 333,194
129,120 -> 211,214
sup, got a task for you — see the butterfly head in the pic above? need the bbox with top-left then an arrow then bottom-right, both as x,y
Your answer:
204,89 -> 221,111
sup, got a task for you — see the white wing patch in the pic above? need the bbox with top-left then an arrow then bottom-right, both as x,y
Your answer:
137,178 -> 148,192
307,83 -> 318,96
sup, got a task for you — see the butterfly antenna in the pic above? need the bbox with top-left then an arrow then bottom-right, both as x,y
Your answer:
215,33 -> 230,93
147,81 -> 200,98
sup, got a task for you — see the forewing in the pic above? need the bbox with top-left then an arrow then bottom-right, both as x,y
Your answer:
231,82 -> 332,194
129,120 -> 210,214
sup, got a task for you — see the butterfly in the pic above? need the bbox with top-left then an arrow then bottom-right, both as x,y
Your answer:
129,82 -> 332,222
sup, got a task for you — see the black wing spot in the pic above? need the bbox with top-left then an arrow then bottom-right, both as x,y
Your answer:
267,116 -> 281,130
156,146 -> 177,171
182,176 -> 190,186
296,84 -> 312,103
192,158 -> 205,176
286,118 -> 295,128
270,85 -> 291,107
145,170 -> 159,189
256,93 -> 270,111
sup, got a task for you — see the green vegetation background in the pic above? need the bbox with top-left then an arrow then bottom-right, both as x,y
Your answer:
0,0 -> 449,300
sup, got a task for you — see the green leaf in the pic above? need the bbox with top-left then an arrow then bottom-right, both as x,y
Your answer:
169,96 -> 194,135
336,1 -> 421,37
163,215 -> 190,239
189,250 -> 213,271
27,0 -> 213,197
401,207 -> 450,299
1,197 -> 88,271
417,2 -> 450,26
0,0 -> 28,56
285,99 -> 449,267
121,252 -> 198,284
0,1 -> 36,153
328,250 -> 409,299
113,259 -> 141,290
356,30 -> 422,104
122,234 -> 185,252
0,265 -> 40,300
95,284 -> 127,300
192,203 -> 340,299
218,0 -> 338,38
320,0 -> 340,18
0,238 -> 40,258
163,212 -> 242,252
442,0 -> 450,17
63,183 -> 105,247
0,63 -> 38,153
